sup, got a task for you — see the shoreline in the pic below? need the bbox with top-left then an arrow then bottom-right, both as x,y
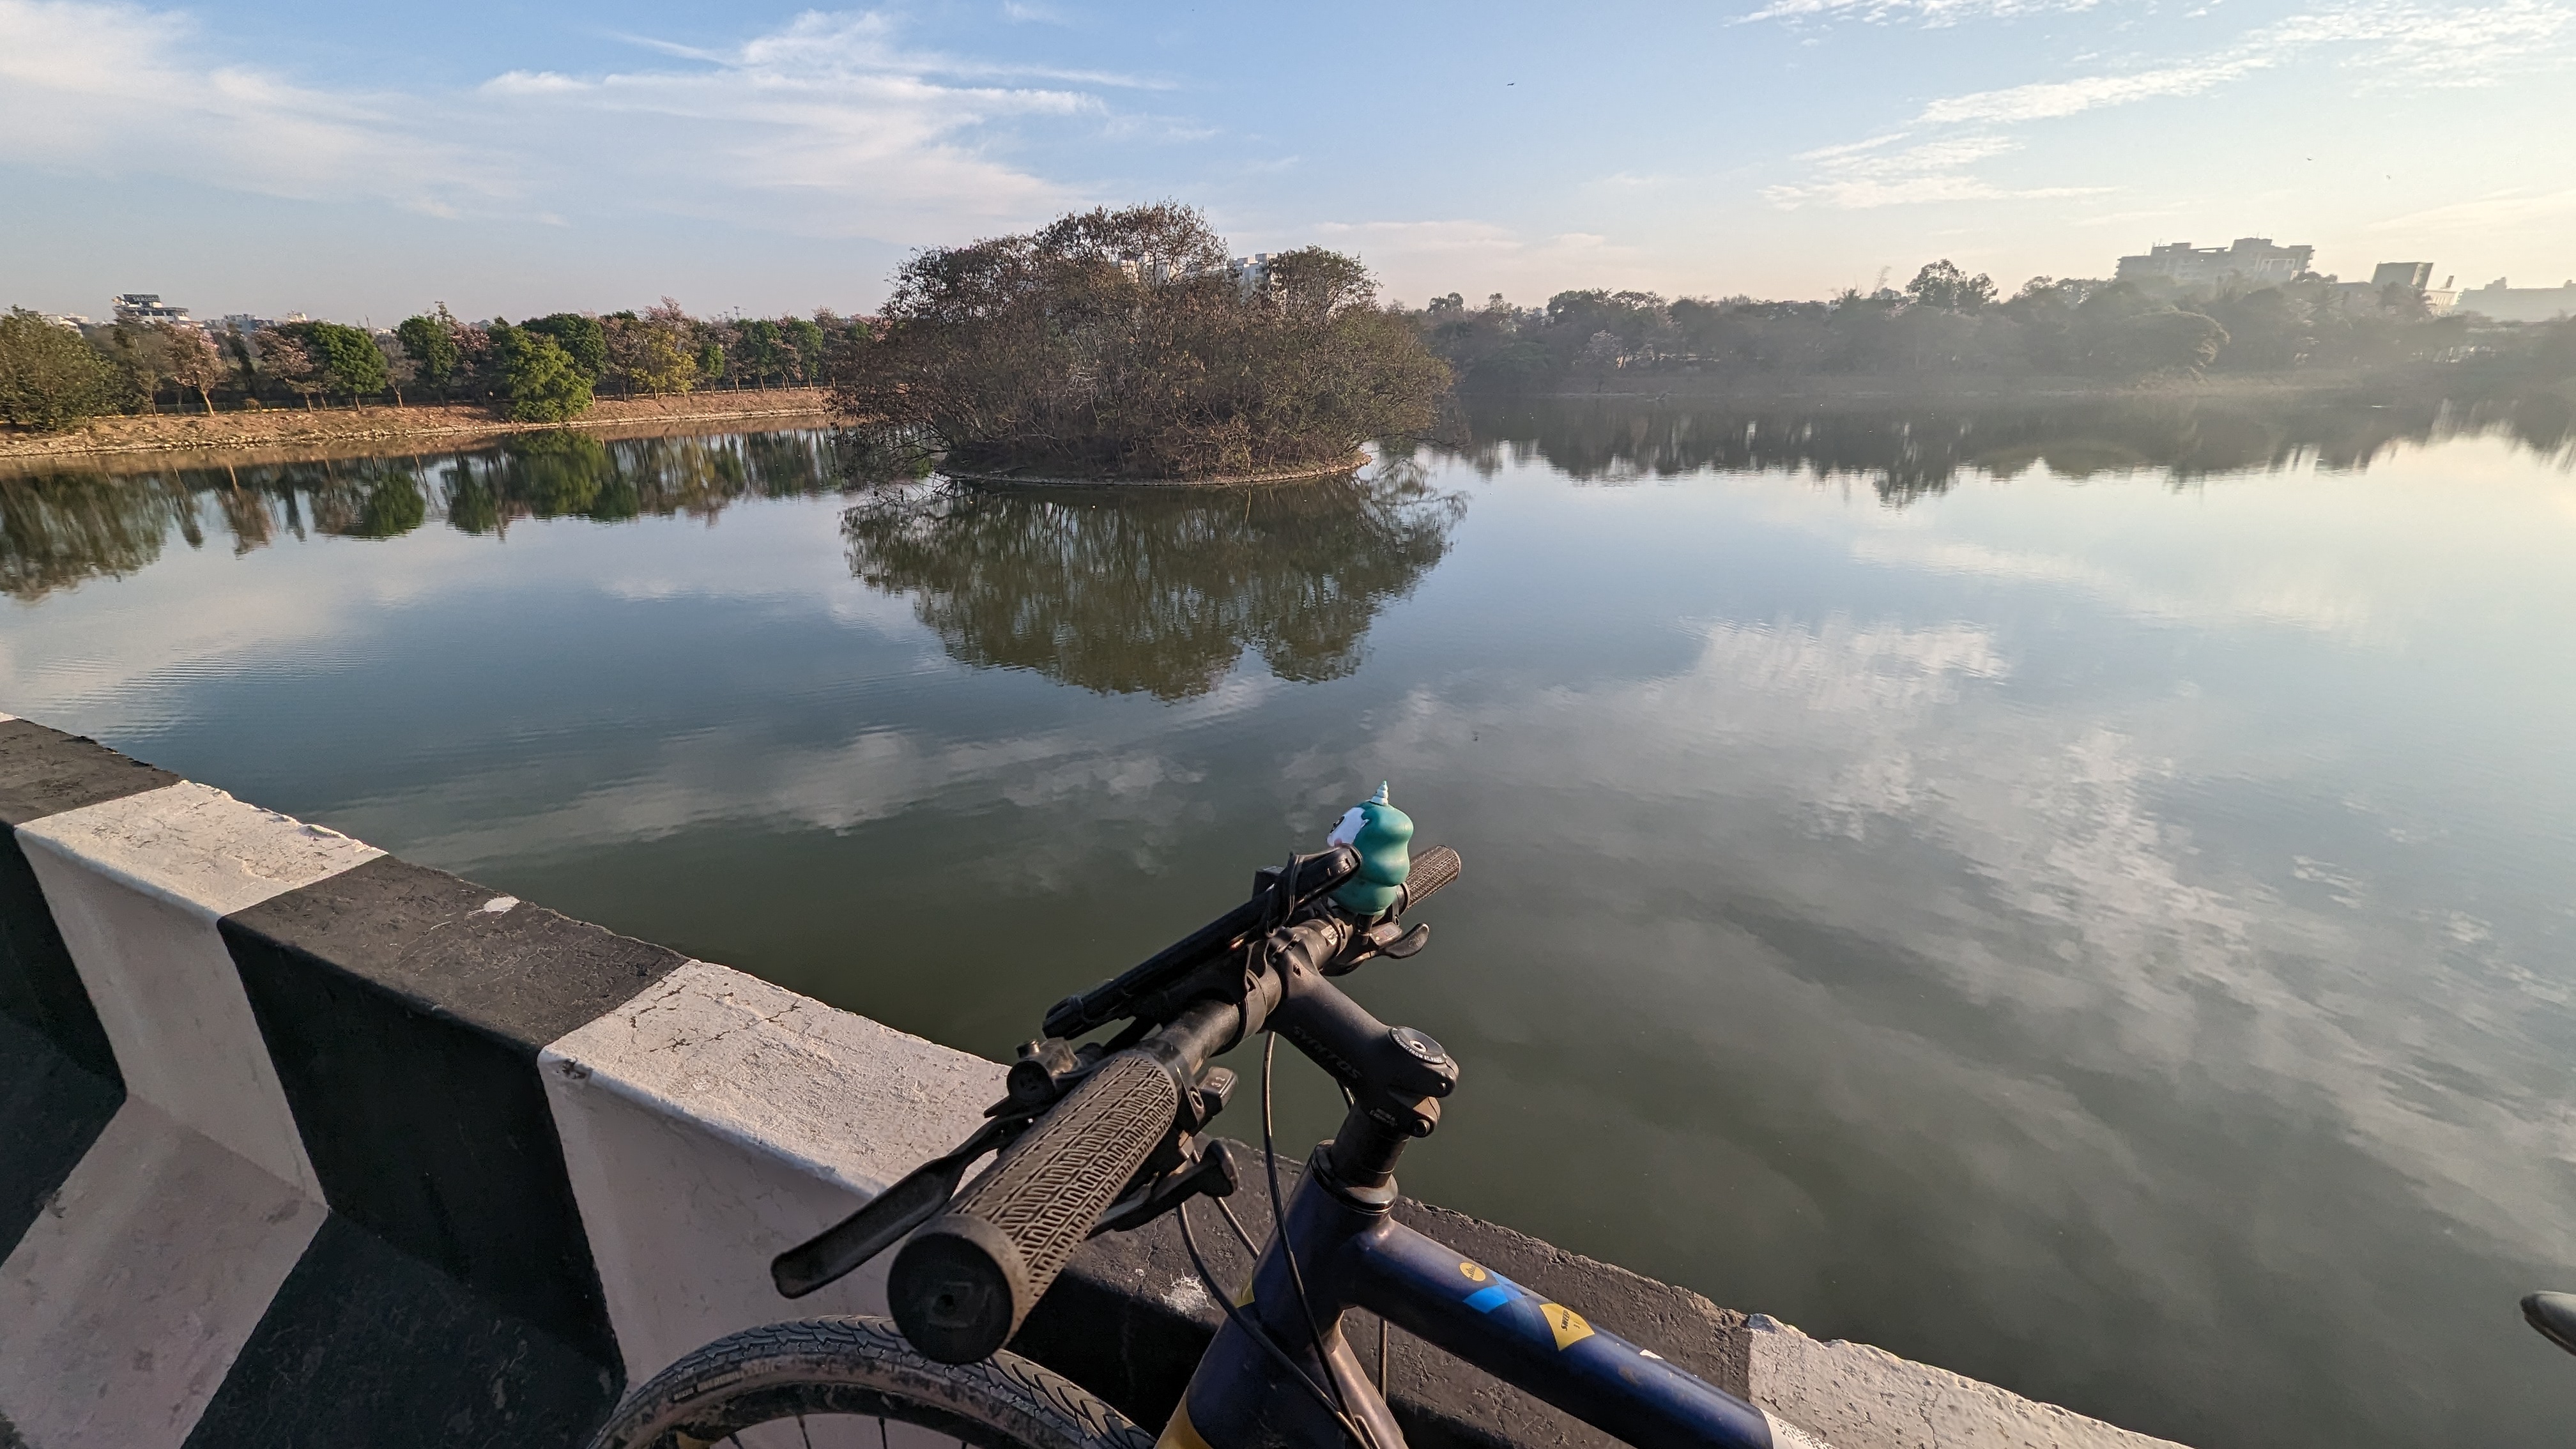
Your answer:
0,388 -> 836,469
1464,364 -> 2478,404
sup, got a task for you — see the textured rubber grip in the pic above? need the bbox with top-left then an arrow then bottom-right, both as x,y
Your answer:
889,1052 -> 1179,1363
1393,845 -> 1461,914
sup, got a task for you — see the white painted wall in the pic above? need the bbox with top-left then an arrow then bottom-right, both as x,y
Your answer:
16,781 -> 381,1199
540,959 -> 1004,1381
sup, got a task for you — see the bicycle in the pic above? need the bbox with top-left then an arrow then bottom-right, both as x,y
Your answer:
588,787 -> 1788,1449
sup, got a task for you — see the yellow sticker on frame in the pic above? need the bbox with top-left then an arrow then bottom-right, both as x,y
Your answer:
1537,1303 -> 1594,1350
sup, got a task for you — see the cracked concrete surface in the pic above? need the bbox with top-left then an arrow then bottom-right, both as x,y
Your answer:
1749,1316 -> 2188,1449
539,959 -> 1004,1381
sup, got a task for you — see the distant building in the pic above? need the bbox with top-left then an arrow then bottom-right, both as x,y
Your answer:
2332,263 -> 2459,314
2115,238 -> 2315,289
38,314 -> 90,330
2451,279 -> 2576,323
1228,254 -> 1275,296
1116,254 -> 1276,296
214,311 -> 309,334
110,293 -> 192,325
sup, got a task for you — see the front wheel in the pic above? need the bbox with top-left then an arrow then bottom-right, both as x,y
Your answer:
589,1316 -> 1153,1449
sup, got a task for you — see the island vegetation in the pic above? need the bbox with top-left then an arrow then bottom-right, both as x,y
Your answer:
831,205 -> 1450,482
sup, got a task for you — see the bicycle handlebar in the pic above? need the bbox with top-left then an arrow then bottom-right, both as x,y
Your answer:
1393,845 -> 1460,916
884,837 -> 1463,1364
889,1050 -> 1181,1362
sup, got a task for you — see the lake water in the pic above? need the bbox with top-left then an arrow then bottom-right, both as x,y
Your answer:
4,397 -> 2573,1449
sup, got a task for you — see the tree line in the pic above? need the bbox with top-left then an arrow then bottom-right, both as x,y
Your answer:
1413,261 -> 2575,388
0,301 -> 868,432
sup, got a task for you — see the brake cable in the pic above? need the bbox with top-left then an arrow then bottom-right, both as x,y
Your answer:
1254,848 -> 1374,1449
1176,1197 -> 1369,1448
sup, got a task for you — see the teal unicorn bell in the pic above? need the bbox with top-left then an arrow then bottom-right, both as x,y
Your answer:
1326,783 -> 1413,917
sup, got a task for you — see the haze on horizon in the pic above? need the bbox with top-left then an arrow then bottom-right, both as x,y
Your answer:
1,0 -> 2569,324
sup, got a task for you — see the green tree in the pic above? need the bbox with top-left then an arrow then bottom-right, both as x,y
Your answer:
100,323 -> 176,413
2100,310 -> 2229,377
301,321 -> 388,403
523,312 -> 608,380
784,316 -> 830,383
0,309 -> 123,430
609,300 -> 699,394
738,318 -> 786,387
502,334 -> 595,422
1905,260 -> 1998,312
395,312 -> 464,397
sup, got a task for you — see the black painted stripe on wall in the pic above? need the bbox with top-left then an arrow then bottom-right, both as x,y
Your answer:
0,720 -> 176,1260
220,855 -> 689,1369
0,717 -> 178,1081
181,1213 -> 620,1449
0,1011 -> 124,1259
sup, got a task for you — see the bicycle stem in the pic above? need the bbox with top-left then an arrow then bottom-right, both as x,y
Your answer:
1133,914 -> 1459,1195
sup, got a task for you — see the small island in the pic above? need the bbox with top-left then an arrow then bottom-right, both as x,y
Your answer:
831,205 -> 1452,484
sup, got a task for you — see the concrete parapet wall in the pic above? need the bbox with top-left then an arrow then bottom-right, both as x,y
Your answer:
0,714 -> 2182,1449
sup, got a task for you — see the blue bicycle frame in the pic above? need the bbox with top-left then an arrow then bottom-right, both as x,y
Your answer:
1162,1147 -> 1776,1449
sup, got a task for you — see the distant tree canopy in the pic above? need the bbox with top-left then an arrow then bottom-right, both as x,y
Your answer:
491,325 -> 595,422
523,312 -> 609,381
0,310 -> 123,431
289,321 -> 390,402
1411,267 -> 2539,389
834,204 -> 1452,480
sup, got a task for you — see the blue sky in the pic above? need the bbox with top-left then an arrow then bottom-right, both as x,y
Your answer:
3,0 -> 2570,323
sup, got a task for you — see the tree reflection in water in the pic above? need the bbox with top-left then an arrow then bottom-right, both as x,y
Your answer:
6,388 -> 2568,608
1446,388 -> 2576,502
840,467 -> 1467,700
0,429 -> 855,601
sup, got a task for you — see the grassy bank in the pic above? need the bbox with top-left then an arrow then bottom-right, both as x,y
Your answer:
0,388 -> 834,464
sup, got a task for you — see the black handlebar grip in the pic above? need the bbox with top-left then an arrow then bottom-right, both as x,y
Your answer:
889,1051 -> 1179,1363
1394,845 -> 1462,914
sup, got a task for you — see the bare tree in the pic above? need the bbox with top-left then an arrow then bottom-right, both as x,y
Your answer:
252,328 -> 321,409
164,328 -> 227,413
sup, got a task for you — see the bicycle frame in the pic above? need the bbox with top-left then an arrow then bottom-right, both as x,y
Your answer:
1164,1146 -> 1776,1449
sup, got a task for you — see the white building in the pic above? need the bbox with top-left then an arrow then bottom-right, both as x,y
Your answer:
2451,279 -> 2576,323
2115,239 -> 2315,289
110,293 -> 193,325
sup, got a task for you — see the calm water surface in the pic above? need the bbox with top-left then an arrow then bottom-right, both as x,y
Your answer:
5,400 -> 2574,1449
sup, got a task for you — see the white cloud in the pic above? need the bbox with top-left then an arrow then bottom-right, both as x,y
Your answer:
1742,0 -> 2103,25
0,1 -> 1142,238
1916,57 -> 2269,125
1767,134 -> 2110,209
2369,187 -> 2576,234
0,0 -> 507,209
1768,0 -> 2576,209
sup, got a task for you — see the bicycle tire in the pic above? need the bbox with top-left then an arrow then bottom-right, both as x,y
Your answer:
588,1316 -> 1154,1449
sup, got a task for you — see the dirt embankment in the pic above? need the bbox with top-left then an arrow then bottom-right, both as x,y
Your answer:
0,388 -> 837,464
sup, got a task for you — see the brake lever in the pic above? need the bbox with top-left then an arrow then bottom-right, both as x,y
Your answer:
1319,918 -> 1429,976
771,1112 -> 1027,1298
1089,1137 -> 1243,1238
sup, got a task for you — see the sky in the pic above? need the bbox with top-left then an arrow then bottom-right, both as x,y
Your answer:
2,0 -> 2571,323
